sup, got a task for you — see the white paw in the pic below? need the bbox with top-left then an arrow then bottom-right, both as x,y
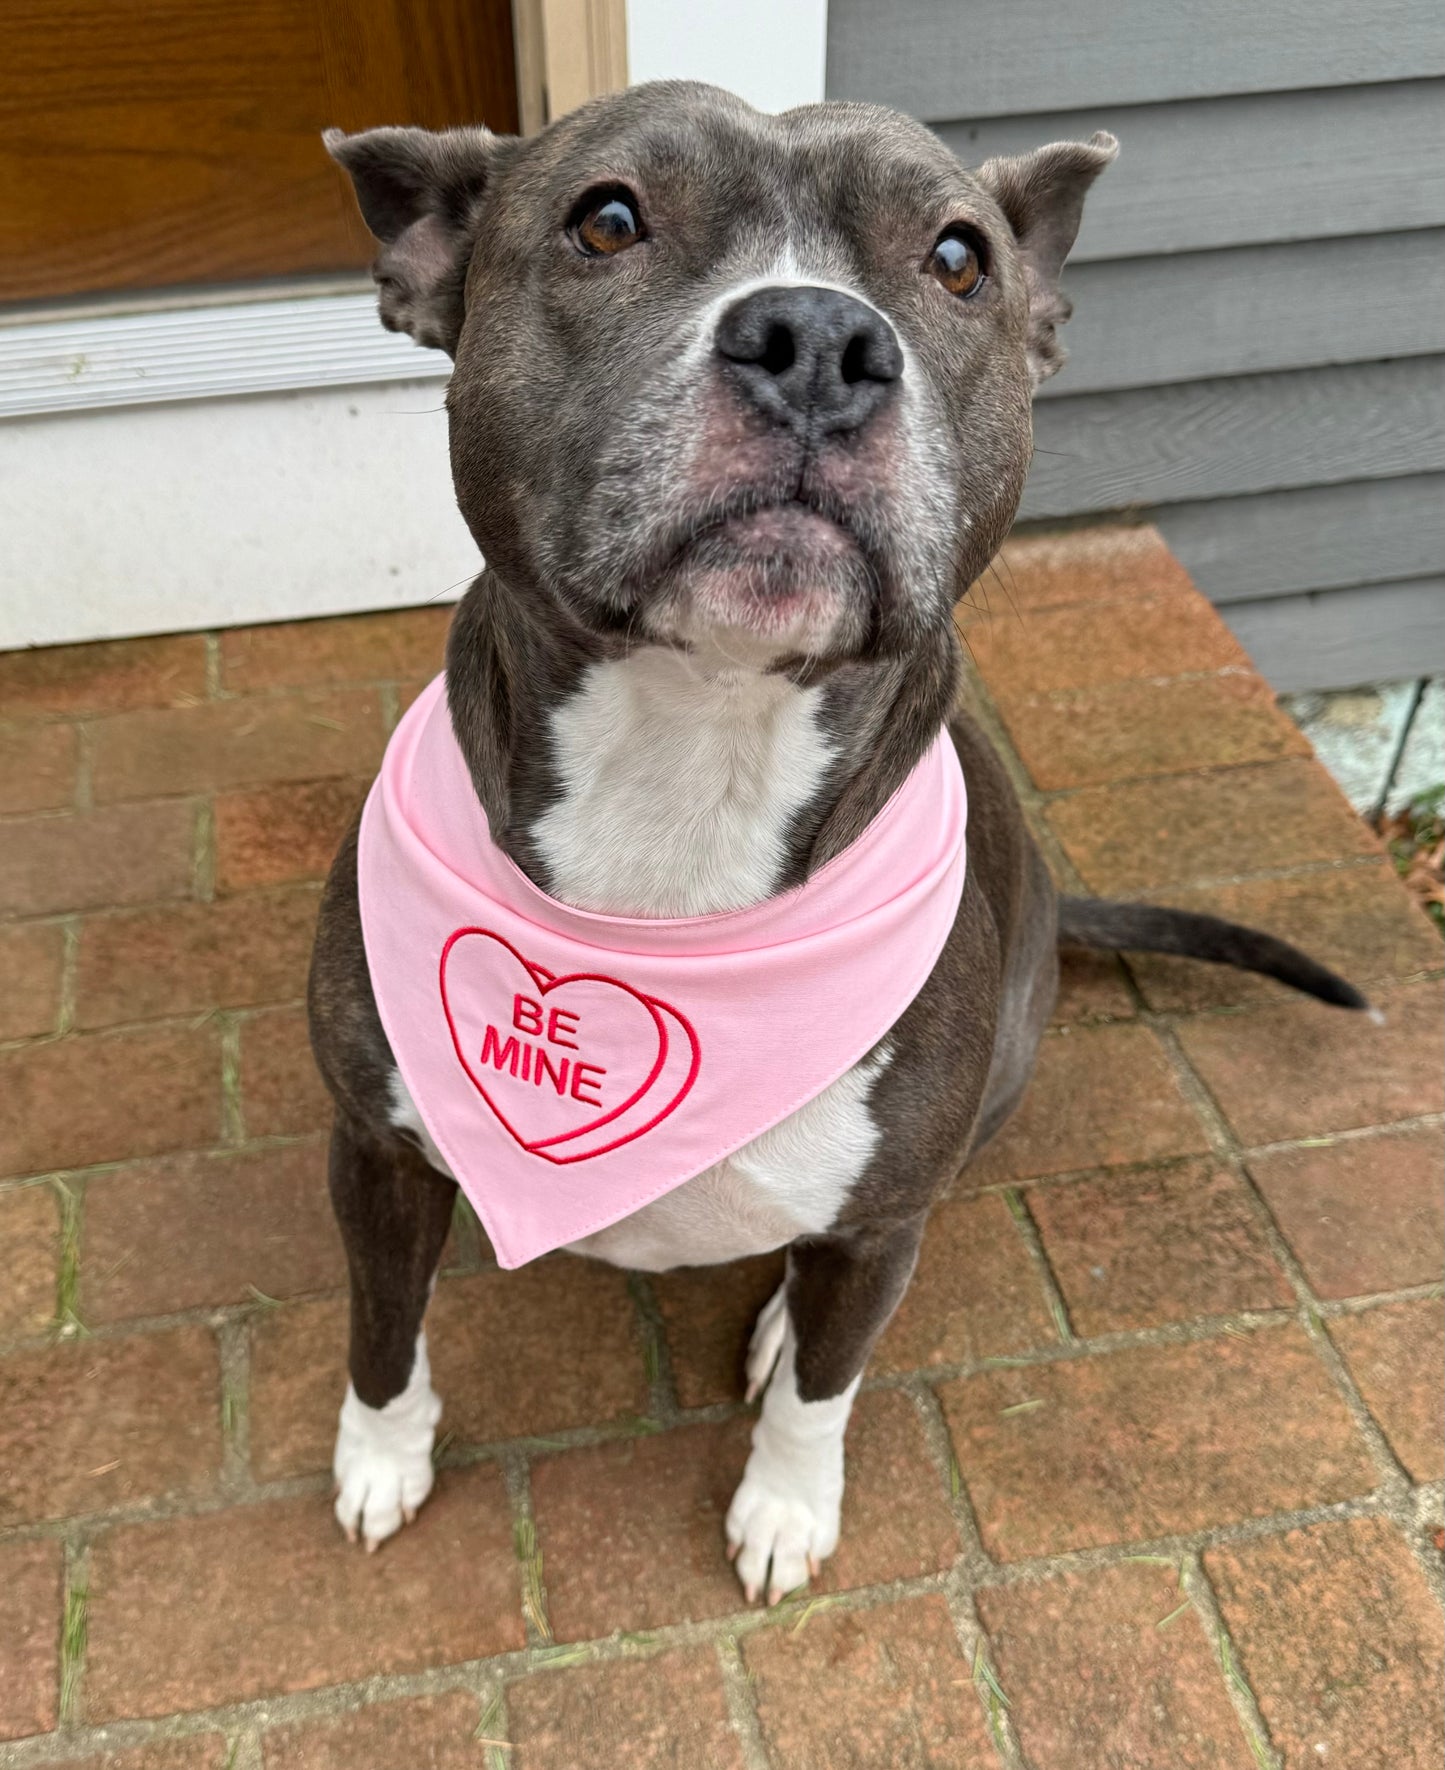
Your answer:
333,1337 -> 443,1551
744,1283 -> 788,1403
725,1428 -> 844,1605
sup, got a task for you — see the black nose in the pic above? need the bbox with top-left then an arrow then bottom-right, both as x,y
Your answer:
715,284 -> 903,439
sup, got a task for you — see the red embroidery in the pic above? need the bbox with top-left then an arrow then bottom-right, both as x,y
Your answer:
534,1045 -> 570,1096
479,1025 -> 519,1074
438,927 -> 701,1165
570,1060 -> 606,1107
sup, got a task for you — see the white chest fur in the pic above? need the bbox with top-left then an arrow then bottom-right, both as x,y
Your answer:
531,644 -> 836,917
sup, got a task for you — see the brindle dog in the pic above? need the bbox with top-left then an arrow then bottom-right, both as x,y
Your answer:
309,82 -> 1362,1603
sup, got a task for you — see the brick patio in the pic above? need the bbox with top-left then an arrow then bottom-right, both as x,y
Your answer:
1,526 -> 1441,1769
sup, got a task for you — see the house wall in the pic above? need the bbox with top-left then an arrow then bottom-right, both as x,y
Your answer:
9,0 -> 1439,680
626,0 -> 828,113
826,0 -> 1445,690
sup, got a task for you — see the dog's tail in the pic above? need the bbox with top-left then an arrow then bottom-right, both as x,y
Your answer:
1057,897 -> 1370,1010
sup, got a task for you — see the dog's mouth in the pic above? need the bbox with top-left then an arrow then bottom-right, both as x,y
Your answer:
716,502 -> 856,556
636,489 -> 882,654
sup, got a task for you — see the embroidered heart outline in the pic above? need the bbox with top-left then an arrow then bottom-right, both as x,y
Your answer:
438,926 -> 701,1165
440,927 -> 664,1154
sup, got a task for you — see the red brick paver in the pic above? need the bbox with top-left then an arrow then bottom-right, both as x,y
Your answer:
745,1595 -> 998,1769
247,1263 -> 649,1482
966,1020 -> 1210,1184
73,886 -> 319,1029
990,523 -> 1197,613
1330,1298 -> 1445,1482
1047,758 -> 1378,893
1,534 -> 1439,1766
219,607 -> 450,696
0,920 -> 66,1041
215,776 -> 368,894
0,720 -> 79,814
1029,1159 -> 1292,1335
652,1251 -> 786,1408
531,1392 -> 958,1641
875,1189 -> 1057,1368
978,1560 -> 1254,1769
1051,946 -> 1137,1023
0,1182 -> 59,1339
0,799 -> 197,918
90,689 -> 386,803
1206,1518 -> 1445,1769
0,1538 -> 62,1740
238,1003 -> 334,1138
67,1742 -> 231,1769
0,1020 -> 222,1176
84,1475 -> 522,1720
0,632 -> 207,718
997,671 -> 1308,791
247,1295 -> 353,1482
970,591 -> 1247,701
940,1328 -> 1374,1561
262,1692 -> 489,1769
0,1326 -> 221,1526
1124,862 -> 1442,1012
1250,1123 -> 1445,1298
79,1142 -> 343,1322
1177,979 -> 1444,1145
428,1262 -> 650,1442
509,1650 -> 745,1770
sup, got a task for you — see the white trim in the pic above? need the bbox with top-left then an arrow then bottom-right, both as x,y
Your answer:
0,381 -> 477,651
624,0 -> 828,113
0,287 -> 451,420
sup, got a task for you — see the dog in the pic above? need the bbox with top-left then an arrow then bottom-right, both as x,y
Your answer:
308,81 -> 1364,1605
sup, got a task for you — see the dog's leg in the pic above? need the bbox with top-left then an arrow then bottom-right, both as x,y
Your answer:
328,1110 -> 455,1550
743,1280 -> 789,1403
726,1219 -> 923,1603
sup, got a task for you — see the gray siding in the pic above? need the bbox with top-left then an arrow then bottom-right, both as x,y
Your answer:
1024,360 -> 1445,515
826,0 -> 1445,121
1037,235 -> 1445,398
826,0 -> 1445,689
934,83 -> 1445,262
1151,479 -> 1445,603
1222,582 -> 1445,693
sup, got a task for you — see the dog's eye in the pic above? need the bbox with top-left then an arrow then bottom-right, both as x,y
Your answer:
929,228 -> 988,299
570,189 -> 645,257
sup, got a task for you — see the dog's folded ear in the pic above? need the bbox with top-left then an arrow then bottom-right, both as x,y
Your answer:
324,125 -> 507,357
975,132 -> 1118,389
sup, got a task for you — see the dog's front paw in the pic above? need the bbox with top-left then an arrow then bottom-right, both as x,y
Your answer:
332,1348 -> 443,1551
724,1427 -> 844,1605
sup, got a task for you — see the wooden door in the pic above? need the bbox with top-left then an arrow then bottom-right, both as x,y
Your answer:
0,0 -> 518,305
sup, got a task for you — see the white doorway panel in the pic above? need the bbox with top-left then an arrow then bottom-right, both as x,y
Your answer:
625,0 -> 828,113
1,379 -> 477,650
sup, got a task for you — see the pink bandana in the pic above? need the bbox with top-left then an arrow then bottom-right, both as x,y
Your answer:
359,674 -> 967,1268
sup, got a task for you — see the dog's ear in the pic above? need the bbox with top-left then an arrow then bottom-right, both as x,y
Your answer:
975,132 -> 1117,389
324,125 -> 507,356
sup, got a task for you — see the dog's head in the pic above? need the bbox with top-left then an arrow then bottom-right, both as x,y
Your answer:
328,83 -> 1113,666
